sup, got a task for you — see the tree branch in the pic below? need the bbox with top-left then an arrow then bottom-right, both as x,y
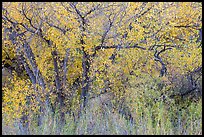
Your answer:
154,46 -> 172,77
95,44 -> 146,51
84,4 -> 101,18
21,3 -> 37,30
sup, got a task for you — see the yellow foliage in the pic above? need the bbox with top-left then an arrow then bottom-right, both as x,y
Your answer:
2,2 -> 202,127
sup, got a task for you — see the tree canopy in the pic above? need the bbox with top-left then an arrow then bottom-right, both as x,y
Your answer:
2,2 -> 202,134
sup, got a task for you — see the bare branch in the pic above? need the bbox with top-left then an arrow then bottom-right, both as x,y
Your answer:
45,20 -> 70,35
84,4 -> 101,18
61,2 -> 73,12
95,44 -> 146,51
21,3 -> 37,30
100,15 -> 113,47
174,25 -> 200,30
70,3 -> 84,20
154,46 -> 172,77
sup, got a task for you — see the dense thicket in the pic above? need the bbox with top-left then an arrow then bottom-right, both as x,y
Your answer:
2,2 -> 202,135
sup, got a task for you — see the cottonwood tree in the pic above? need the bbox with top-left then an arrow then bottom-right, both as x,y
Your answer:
2,2 -> 202,133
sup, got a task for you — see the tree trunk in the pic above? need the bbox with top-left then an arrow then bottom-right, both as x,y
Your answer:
18,54 -> 36,84
23,42 -> 46,89
79,48 -> 90,115
51,50 -> 65,128
19,111 -> 29,135
7,24 -> 51,132
62,48 -> 70,89
22,42 -> 52,127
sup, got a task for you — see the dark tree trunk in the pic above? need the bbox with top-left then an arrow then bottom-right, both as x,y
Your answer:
23,42 -> 46,89
52,50 -> 62,92
22,42 -> 52,127
80,47 -> 90,113
62,48 -> 70,89
19,111 -> 29,135
18,54 -> 36,84
7,28 -> 48,131
51,50 -> 65,127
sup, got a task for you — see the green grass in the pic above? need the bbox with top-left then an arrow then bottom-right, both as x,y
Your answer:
2,96 -> 202,135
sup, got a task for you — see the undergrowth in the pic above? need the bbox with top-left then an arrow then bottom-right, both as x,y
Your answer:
2,94 -> 202,135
